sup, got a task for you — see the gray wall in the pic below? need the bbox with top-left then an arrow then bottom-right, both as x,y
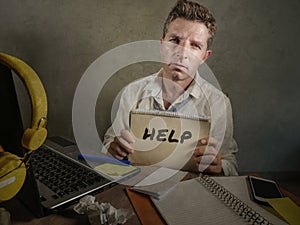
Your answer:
1,0 -> 299,173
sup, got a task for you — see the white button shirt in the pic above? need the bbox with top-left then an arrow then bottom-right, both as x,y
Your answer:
103,70 -> 238,176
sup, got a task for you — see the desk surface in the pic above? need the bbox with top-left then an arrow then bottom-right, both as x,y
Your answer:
2,173 -> 300,225
2,184 -> 141,225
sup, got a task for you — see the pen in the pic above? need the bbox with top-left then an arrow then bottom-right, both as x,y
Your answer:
78,153 -> 132,165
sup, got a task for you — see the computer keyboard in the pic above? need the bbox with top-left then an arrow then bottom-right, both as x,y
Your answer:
29,145 -> 112,204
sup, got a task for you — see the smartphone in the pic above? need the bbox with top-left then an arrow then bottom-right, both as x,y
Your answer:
248,176 -> 283,203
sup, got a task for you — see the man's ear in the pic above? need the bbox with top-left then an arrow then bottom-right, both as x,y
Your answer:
203,49 -> 212,61
159,38 -> 164,56
159,38 -> 164,50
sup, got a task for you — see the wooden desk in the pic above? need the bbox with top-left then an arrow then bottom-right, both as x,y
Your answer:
1,184 -> 141,225
2,173 -> 300,225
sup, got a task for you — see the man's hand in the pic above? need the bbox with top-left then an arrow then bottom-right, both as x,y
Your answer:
193,137 -> 223,175
108,130 -> 135,160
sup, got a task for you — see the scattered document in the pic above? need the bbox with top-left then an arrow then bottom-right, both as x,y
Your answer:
266,197 -> 300,225
94,163 -> 137,176
131,167 -> 187,199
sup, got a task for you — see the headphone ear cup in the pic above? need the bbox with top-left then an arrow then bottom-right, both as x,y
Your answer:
0,152 -> 26,202
22,128 -> 47,151
0,52 -> 48,151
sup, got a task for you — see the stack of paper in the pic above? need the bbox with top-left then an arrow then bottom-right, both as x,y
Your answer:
130,167 -> 187,199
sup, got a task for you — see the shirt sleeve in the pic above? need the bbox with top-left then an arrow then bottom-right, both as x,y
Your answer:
102,84 -> 138,154
102,126 -> 114,154
219,97 -> 239,176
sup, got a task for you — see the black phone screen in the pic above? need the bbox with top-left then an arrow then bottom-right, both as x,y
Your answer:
250,177 -> 282,198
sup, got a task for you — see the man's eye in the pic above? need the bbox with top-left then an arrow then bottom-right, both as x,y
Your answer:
192,44 -> 201,50
169,38 -> 180,44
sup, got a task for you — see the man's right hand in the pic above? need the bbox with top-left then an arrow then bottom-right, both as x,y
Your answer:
108,129 -> 135,160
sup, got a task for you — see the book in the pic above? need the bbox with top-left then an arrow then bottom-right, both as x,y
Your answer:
130,167 -> 187,199
150,175 -> 288,225
129,110 -> 210,172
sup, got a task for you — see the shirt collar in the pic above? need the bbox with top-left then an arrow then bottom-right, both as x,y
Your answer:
142,69 -> 163,98
189,71 -> 203,99
142,69 -> 204,99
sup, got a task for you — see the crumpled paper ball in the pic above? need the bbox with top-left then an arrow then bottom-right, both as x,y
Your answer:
73,195 -> 133,225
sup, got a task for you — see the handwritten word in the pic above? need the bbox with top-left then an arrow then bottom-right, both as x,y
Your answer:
142,128 -> 192,143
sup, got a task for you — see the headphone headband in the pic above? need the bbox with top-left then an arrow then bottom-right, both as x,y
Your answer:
0,52 -> 48,150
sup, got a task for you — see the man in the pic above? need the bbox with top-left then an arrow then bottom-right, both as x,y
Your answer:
103,0 -> 238,176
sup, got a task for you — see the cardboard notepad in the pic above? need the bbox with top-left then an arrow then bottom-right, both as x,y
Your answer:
129,110 -> 210,172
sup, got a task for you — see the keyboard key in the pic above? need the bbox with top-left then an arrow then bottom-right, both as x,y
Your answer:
29,146 -> 110,200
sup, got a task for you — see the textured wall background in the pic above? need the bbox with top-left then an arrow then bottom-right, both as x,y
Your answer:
0,0 -> 299,173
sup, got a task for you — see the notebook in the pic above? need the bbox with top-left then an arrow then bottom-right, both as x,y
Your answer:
129,110 -> 210,172
17,136 -> 140,217
150,175 -> 288,225
130,167 -> 188,199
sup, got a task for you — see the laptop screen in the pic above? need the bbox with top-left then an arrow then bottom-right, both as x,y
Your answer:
0,64 -> 25,156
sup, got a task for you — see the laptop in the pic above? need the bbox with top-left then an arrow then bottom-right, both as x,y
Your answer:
25,137 -> 116,213
0,66 -> 139,217
19,136 -> 141,217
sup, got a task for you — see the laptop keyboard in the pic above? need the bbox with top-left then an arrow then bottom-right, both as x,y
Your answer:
29,145 -> 112,205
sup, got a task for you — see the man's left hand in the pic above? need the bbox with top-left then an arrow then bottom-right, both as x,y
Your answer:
193,137 -> 223,175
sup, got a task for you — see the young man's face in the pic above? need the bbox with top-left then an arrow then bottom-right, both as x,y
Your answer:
161,18 -> 212,84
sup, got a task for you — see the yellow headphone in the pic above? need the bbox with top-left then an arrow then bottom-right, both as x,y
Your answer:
0,52 -> 48,202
